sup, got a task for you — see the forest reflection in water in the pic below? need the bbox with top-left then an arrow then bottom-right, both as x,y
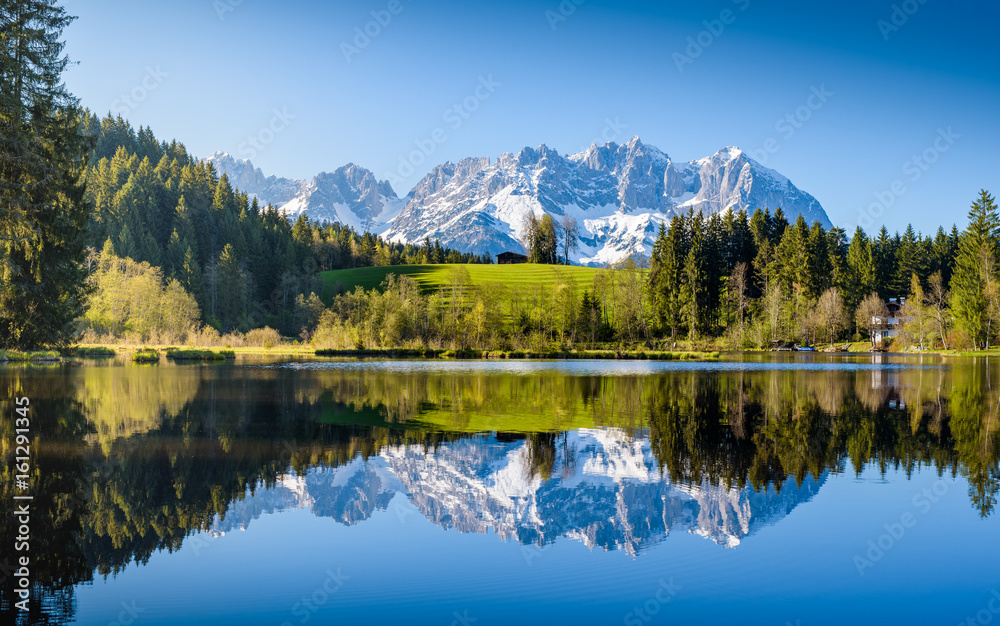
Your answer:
1,356 -> 999,624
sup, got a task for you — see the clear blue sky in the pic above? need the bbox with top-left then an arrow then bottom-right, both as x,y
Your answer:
62,0 -> 998,235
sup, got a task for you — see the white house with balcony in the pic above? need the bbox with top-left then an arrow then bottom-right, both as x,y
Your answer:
872,297 -> 908,345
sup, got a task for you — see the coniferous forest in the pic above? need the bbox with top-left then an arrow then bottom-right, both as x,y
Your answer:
77,115 -> 491,341
0,1 -> 90,349
644,188 -> 1000,352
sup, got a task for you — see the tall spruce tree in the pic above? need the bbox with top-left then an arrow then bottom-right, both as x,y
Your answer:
951,190 -> 1000,350
846,227 -> 875,311
0,1 -> 91,348
826,226 -> 849,293
683,213 -> 708,339
872,227 -> 896,298
656,215 -> 689,338
649,223 -> 670,330
805,221 -> 831,299
893,224 -> 924,295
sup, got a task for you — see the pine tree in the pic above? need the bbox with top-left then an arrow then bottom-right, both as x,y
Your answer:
703,213 -> 725,330
770,208 -> 789,247
180,246 -> 205,310
872,227 -> 896,298
657,215 -> 690,339
683,213 -> 707,339
931,225 -> 959,289
165,229 -> 186,277
749,209 -> 771,247
730,209 -> 757,293
116,222 -> 140,261
774,217 -> 804,295
179,163 -> 213,263
893,224 -> 924,295
112,157 -> 162,264
805,221 -> 831,299
846,227 -> 875,311
648,223 -> 669,329
172,195 -> 199,258
0,0 -> 92,347
950,190 -> 999,349
826,227 -> 849,293
215,243 -> 248,331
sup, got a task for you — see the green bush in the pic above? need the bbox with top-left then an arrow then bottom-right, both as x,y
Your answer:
166,349 -> 233,361
131,348 -> 160,363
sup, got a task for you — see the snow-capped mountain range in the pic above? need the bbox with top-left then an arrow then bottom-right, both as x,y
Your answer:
211,430 -> 825,554
205,151 -> 404,233
205,137 -> 830,265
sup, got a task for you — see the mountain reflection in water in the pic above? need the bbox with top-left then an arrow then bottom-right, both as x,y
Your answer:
216,432 -> 826,552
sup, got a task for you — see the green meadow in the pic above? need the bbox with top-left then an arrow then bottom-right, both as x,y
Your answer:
321,264 -> 616,301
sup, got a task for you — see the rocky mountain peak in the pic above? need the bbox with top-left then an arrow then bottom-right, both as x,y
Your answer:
205,137 -> 830,265
203,153 -> 404,233
387,139 -> 829,264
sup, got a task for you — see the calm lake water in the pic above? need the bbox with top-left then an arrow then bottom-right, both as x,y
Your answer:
2,354 -> 1000,625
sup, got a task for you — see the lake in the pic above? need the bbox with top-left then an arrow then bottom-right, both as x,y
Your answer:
2,354 -> 999,625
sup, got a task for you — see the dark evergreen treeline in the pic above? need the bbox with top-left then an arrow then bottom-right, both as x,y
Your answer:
0,0 -> 90,349
647,203 -> 974,346
78,113 -> 492,335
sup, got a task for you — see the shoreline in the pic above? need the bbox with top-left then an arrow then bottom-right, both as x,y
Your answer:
313,348 -> 721,361
3,346 -> 722,362
5,346 -> 999,364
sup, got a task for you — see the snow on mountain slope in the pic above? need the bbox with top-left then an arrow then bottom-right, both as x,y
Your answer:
211,430 -> 825,553
204,151 -> 404,233
386,137 -> 831,265
204,137 -> 830,265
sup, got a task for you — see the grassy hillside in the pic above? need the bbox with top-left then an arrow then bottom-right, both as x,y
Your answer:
321,264 -> 611,301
